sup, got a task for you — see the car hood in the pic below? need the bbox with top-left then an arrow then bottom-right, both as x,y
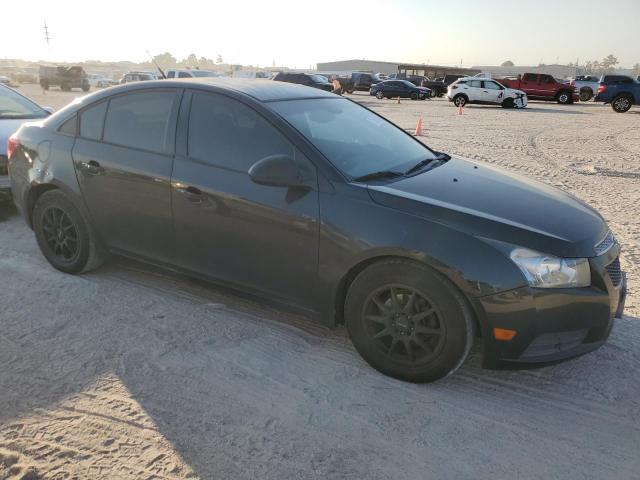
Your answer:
505,88 -> 526,96
367,157 -> 607,258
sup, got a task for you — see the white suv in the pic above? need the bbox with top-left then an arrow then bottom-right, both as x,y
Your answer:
447,78 -> 527,109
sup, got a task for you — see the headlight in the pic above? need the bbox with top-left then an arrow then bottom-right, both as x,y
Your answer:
509,248 -> 590,288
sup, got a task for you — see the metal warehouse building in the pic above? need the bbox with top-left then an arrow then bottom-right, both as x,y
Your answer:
316,59 -> 480,78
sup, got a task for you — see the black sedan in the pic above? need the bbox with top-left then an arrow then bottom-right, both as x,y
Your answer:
370,80 -> 431,100
8,79 -> 626,383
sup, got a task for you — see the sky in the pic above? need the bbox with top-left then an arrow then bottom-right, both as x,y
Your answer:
2,0 -> 639,68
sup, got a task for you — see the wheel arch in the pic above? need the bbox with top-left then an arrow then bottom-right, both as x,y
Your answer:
26,181 -> 88,230
332,254 -> 482,336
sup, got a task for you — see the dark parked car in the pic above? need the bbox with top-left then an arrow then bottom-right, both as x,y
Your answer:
8,79 -> 626,383
370,80 -> 431,100
272,72 -> 333,92
594,75 -> 640,113
350,72 -> 383,91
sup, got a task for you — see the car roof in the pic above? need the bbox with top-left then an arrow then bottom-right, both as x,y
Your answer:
82,78 -> 338,103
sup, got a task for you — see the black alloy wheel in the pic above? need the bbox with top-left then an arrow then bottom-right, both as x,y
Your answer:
362,285 -> 446,365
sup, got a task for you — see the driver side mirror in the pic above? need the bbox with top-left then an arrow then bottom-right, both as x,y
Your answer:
43,106 -> 54,115
249,154 -> 307,188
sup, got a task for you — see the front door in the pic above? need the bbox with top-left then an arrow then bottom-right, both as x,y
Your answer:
171,91 -> 320,307
72,89 -> 181,262
481,80 -> 504,104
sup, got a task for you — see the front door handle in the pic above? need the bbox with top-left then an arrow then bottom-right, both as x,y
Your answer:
79,160 -> 103,175
175,185 -> 203,202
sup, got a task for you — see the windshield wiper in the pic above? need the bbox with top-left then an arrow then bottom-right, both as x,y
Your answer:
404,153 -> 451,176
352,170 -> 405,182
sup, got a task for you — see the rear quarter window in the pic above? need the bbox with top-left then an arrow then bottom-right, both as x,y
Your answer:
79,101 -> 107,141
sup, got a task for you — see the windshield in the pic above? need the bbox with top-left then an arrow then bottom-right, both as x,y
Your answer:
191,70 -> 217,77
310,74 -> 328,83
402,80 -> 416,87
271,98 -> 435,179
0,86 -> 48,120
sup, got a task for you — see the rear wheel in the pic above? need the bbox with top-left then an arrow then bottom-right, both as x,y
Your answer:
611,94 -> 633,113
345,259 -> 474,383
61,82 -> 71,92
579,88 -> 593,102
33,190 -> 106,274
453,95 -> 467,107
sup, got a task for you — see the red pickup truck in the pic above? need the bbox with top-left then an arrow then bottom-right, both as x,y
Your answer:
495,73 -> 578,104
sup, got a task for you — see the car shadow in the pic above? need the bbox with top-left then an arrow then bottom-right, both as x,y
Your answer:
1,225 -> 639,478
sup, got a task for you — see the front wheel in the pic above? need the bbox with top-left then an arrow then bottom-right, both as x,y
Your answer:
556,91 -> 571,104
410,92 -> 419,100
502,97 -> 514,109
611,94 -> 633,113
376,91 -> 384,99
33,190 -> 106,274
345,259 -> 474,383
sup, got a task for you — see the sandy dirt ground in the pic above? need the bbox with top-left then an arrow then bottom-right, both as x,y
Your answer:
0,85 -> 639,479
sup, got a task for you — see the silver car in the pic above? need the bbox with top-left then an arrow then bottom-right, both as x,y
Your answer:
0,84 -> 51,175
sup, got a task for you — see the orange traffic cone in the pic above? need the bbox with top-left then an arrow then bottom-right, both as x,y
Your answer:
397,96 -> 401,104
414,115 -> 423,136
457,103 -> 463,115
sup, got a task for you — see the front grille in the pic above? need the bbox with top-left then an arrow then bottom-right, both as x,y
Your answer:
605,257 -> 622,287
595,231 -> 616,255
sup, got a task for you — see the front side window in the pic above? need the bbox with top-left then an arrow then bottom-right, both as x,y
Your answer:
103,91 -> 178,153
79,101 -> 107,140
483,81 -> 502,90
178,72 -> 192,78
271,98 -> 435,179
188,92 -> 293,172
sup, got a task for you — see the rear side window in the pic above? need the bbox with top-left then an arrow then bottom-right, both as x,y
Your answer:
103,91 -> 178,154
188,92 -> 293,172
469,80 -> 482,88
167,71 -> 175,78
79,101 -> 107,140
523,74 -> 538,82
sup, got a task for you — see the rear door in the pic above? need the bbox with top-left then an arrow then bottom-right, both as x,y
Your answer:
466,79 -> 483,101
72,89 -> 181,262
170,90 -> 320,306
521,73 -> 539,95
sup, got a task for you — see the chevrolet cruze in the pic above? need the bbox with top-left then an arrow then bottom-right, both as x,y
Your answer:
8,79 -> 626,382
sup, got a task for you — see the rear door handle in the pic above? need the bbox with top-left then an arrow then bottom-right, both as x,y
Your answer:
175,185 -> 203,202
79,160 -> 103,175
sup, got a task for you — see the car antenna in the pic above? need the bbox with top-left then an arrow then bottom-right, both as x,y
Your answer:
145,49 -> 167,79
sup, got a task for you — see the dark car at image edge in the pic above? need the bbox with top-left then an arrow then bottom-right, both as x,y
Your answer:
8,78 -> 626,383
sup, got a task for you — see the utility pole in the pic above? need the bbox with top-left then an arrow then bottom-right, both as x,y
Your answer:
43,19 -> 51,47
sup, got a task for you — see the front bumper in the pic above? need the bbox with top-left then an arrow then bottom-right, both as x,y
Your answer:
474,245 -> 626,369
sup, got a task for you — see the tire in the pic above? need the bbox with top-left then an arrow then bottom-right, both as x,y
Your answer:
453,94 -> 467,107
611,94 -> 633,113
40,81 -> 49,90
430,90 -> 438,98
502,97 -> 514,109
347,89 -> 354,94
33,190 -> 106,274
81,83 -> 90,92
556,90 -> 571,104
61,82 -> 71,92
410,92 -> 418,100
579,88 -> 593,102
345,259 -> 474,383
376,91 -> 384,99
